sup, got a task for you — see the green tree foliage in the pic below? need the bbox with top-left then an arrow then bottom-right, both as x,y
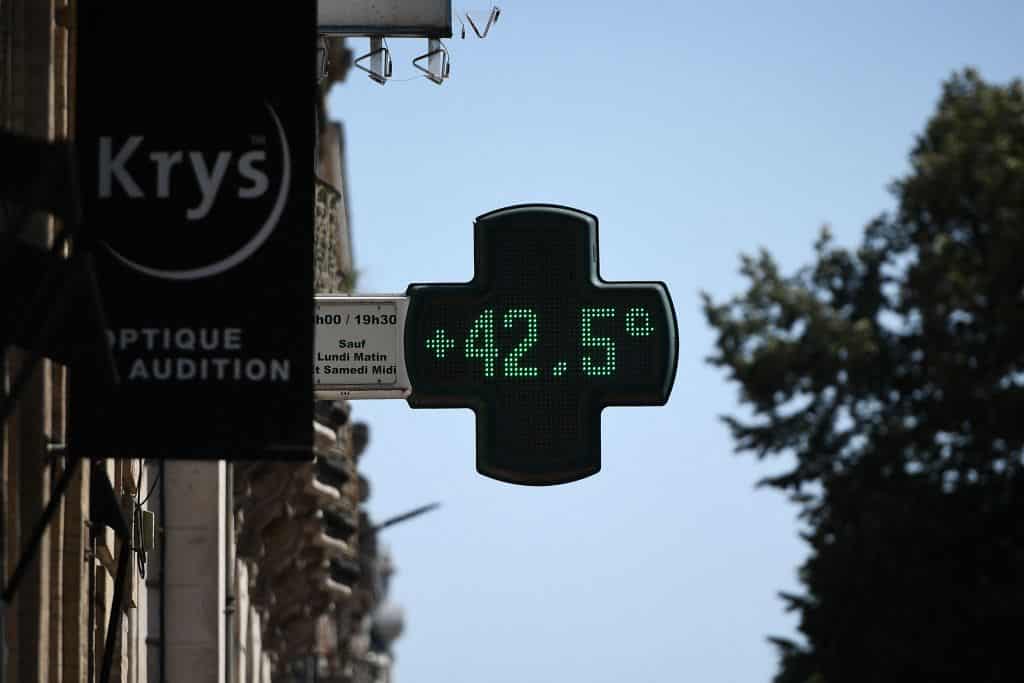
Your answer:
703,69 -> 1024,683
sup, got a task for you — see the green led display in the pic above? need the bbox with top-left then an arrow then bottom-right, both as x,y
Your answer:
405,204 -> 678,486
424,304 -> 647,380
626,306 -> 654,337
425,328 -> 457,358
464,309 -> 500,377
581,306 -> 616,377
503,308 -> 540,378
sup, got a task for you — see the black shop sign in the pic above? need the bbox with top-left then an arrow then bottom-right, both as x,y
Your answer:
70,2 -> 315,460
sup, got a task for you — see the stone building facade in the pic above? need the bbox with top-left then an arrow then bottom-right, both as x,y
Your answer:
1,3 -> 400,682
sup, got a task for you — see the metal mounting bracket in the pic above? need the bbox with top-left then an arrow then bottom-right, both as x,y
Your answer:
317,34 -> 329,83
465,6 -> 500,38
354,37 -> 393,85
412,39 -> 450,85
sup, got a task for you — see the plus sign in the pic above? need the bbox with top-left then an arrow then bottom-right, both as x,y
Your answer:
405,204 -> 678,485
424,328 -> 457,358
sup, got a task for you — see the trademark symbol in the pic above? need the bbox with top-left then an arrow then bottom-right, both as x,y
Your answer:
250,134 -> 266,145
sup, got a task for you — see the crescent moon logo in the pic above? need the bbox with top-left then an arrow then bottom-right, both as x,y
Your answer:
103,102 -> 291,281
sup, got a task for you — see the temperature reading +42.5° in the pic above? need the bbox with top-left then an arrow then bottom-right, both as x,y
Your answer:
402,205 -> 678,485
423,304 -> 656,380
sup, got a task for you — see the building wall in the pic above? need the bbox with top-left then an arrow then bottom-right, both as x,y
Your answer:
2,2 -> 56,681
2,3 -> 152,683
3,9 -> 399,683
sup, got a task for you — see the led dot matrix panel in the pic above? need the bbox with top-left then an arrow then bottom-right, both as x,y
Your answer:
405,205 -> 678,485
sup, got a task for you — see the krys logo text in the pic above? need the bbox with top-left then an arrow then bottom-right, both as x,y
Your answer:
95,102 -> 291,281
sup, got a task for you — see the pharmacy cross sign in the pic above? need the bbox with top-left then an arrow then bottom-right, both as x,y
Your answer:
402,204 -> 678,485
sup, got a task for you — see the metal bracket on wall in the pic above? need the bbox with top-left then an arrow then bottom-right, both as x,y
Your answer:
98,537 -> 131,683
354,37 -> 393,85
0,130 -> 118,423
317,34 -> 330,83
413,38 -> 450,85
1,456 -> 80,604
464,6 -> 500,38
0,132 -> 116,611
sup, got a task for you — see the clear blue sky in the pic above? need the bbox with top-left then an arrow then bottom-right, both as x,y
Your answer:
326,3 -> 1022,681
